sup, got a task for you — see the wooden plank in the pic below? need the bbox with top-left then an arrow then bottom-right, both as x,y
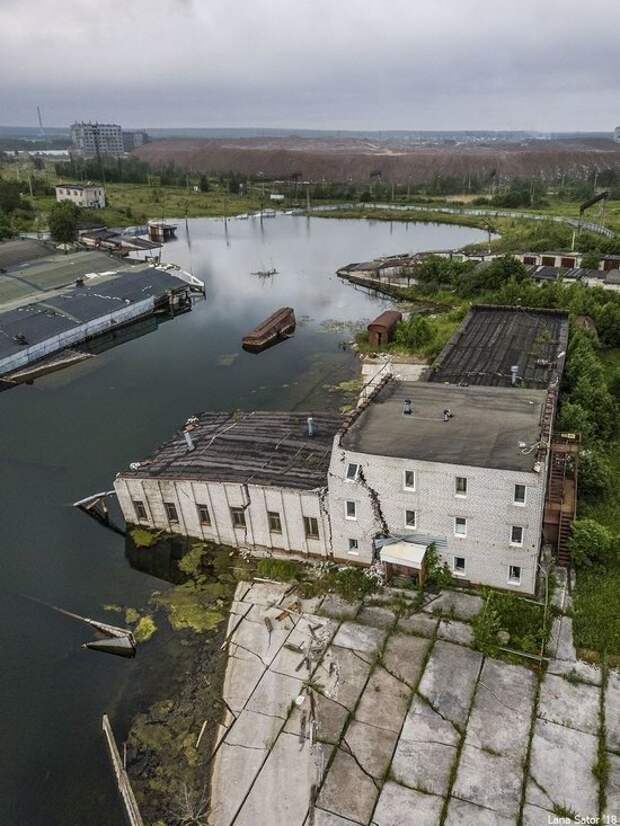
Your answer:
102,715 -> 144,826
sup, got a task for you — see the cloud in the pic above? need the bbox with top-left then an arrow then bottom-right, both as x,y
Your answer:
1,0 -> 619,129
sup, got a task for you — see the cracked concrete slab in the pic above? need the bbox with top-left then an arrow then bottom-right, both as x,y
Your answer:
241,580 -> 293,606
317,748 -> 379,824
391,696 -> 459,797
222,648 -> 266,713
522,803 -> 570,825
381,632 -> 430,689
235,732 -> 332,826
452,744 -> 523,818
320,595 -> 361,620
444,797 -> 513,825
538,673 -> 599,735
207,741 -> 267,826
270,616 -> 338,679
423,590 -> 483,621
372,781 -> 444,826
547,616 -> 576,662
355,665 -> 411,733
527,718 -> 598,818
232,614 -> 292,665
225,707 -> 283,750
341,719 -> 397,779
305,808 -> 363,826
606,670 -> 620,753
356,605 -> 396,628
284,688 -> 350,745
465,658 -> 536,761
313,644 -> 373,711
397,612 -> 438,639
547,658 -> 602,686
244,602 -> 298,630
246,669 -> 305,719
606,751 -> 620,819
417,640 -> 483,728
437,619 -> 474,646
332,621 -> 386,660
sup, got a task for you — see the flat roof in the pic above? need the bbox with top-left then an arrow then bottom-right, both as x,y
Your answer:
340,380 -> 547,472
0,239 -> 54,271
429,305 -> 569,390
119,411 -> 343,490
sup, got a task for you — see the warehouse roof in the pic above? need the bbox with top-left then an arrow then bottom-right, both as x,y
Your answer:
340,380 -> 547,472
119,411 -> 343,490
0,239 -> 54,271
429,304 -> 569,389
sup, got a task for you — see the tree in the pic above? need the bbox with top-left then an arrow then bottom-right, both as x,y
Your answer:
199,175 -> 210,193
48,201 -> 79,243
581,251 -> 600,270
0,208 -> 11,239
394,315 -> 436,352
0,180 -> 23,213
579,449 -> 613,502
568,518 -> 615,569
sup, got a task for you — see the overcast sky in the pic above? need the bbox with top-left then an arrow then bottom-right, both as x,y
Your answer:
1,0 -> 618,131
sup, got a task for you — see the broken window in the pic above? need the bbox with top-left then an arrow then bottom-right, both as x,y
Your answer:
404,469 -> 416,490
348,538 -> 359,554
510,525 -> 524,546
164,502 -> 179,523
133,500 -> 147,521
345,500 -> 357,520
455,476 -> 467,496
197,504 -> 211,526
453,556 -> 466,575
304,516 -> 319,539
405,509 -> 416,528
268,511 -> 282,533
508,565 -> 521,584
514,484 -> 526,505
231,507 -> 246,528
346,463 -> 359,481
454,516 -> 467,537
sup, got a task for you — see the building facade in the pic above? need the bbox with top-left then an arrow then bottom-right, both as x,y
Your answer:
70,122 -> 124,156
55,183 -> 106,208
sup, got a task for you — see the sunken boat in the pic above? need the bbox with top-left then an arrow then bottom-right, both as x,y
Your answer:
242,306 -> 296,352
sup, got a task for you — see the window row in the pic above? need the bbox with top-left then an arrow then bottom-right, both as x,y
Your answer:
345,464 -> 527,505
132,499 -> 320,540
452,556 -> 522,585
344,501 -> 525,545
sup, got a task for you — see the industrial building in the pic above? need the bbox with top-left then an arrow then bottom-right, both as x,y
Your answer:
55,183 -> 106,209
70,122 -> 124,156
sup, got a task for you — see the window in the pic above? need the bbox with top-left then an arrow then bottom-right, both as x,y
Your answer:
197,504 -> 211,526
514,484 -> 526,505
508,565 -> 522,585
454,516 -> 467,537
231,507 -> 246,528
348,538 -> 359,555
455,476 -> 468,496
453,556 -> 466,575
268,511 -> 282,534
164,502 -> 178,523
346,463 -> 359,481
345,500 -> 357,520
510,525 -> 524,546
304,516 -> 319,539
133,500 -> 147,521
404,469 -> 416,491
405,509 -> 417,528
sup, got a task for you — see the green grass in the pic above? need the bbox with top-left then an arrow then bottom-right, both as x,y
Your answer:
256,557 -> 302,581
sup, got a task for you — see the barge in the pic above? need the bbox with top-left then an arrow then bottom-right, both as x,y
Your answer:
242,306 -> 296,352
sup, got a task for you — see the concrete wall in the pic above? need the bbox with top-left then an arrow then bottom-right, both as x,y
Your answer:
56,187 -> 106,209
114,475 -> 331,558
327,437 -> 546,594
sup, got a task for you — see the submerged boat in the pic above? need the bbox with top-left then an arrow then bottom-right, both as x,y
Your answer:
242,307 -> 296,352
83,636 -> 136,658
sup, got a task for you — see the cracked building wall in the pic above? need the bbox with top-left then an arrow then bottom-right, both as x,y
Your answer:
326,437 -> 545,593
114,476 -> 331,558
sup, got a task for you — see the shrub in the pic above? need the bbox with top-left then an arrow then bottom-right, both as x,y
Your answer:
256,557 -> 301,581
568,518 -> 615,568
579,449 -> 613,502
424,542 -> 453,589
333,566 -> 377,601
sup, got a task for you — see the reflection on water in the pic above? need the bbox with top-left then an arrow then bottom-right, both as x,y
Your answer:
0,216 -> 489,825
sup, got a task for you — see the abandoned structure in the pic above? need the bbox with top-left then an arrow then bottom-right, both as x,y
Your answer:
367,310 -> 402,348
55,183 -> 106,209
148,221 -> 177,242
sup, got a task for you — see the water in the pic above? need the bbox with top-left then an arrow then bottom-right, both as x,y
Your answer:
0,216 -> 488,824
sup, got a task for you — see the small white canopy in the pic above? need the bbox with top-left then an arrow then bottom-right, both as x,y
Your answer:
380,541 -> 427,569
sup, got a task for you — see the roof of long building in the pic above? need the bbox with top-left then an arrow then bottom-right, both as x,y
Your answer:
118,411 -> 343,489
429,304 -> 569,389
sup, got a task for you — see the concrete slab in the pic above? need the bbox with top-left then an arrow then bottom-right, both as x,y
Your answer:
244,602 -> 298,631
269,615 -> 337,679
246,669 -> 305,719
452,744 -> 523,818
381,632 -> 431,689
356,605 -> 396,629
320,594 -> 361,620
355,665 -> 411,733
317,748 -> 379,824
547,658 -> 602,687
313,645 -> 373,711
305,809 -> 363,826
207,741 -> 266,826
606,669 -> 620,753
332,621 -> 386,661
372,781 -> 444,826
225,708 -> 283,750
342,719 -> 397,779
606,751 -> 620,820
527,718 -> 598,818
417,640 -> 483,728
242,580 -> 292,606
538,673 -> 599,735
222,647 -> 266,713
232,614 -> 292,666
437,619 -> 474,646
547,616 -> 576,662
235,732 -> 332,826
466,658 -> 536,761
284,688 -> 350,745
397,612 -> 438,639
391,696 -> 459,797
444,797 -> 513,825
522,803 -> 570,825
423,590 -> 483,621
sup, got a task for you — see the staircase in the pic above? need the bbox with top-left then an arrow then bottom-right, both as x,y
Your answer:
557,511 -> 572,567
543,433 -> 580,569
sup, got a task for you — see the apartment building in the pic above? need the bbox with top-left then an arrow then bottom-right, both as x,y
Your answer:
70,122 -> 124,156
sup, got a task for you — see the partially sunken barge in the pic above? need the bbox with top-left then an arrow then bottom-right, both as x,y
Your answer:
242,306 -> 296,352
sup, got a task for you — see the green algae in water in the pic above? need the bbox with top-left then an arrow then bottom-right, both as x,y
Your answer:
125,607 -> 140,624
153,581 -> 226,632
134,615 -> 157,642
177,542 -> 206,577
130,527 -> 161,548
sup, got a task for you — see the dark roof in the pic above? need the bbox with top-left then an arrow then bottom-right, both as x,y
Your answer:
429,305 -> 569,390
0,239 -> 54,271
119,411 -> 343,489
368,310 -> 402,330
340,380 -> 547,472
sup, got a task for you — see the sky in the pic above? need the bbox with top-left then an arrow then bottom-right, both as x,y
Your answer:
1,0 -> 619,131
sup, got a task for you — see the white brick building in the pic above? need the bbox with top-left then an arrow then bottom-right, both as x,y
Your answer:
55,183 -> 106,209
70,121 -> 123,156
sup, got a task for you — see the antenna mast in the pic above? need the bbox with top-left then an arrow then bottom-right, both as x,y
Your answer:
36,106 -> 46,140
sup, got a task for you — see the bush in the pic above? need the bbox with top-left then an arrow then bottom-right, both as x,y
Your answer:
568,518 -> 615,568
256,557 -> 301,581
48,200 -> 79,243
333,566 -> 377,601
579,449 -> 613,502
581,251 -> 600,270
394,314 -> 436,352
424,542 -> 453,589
